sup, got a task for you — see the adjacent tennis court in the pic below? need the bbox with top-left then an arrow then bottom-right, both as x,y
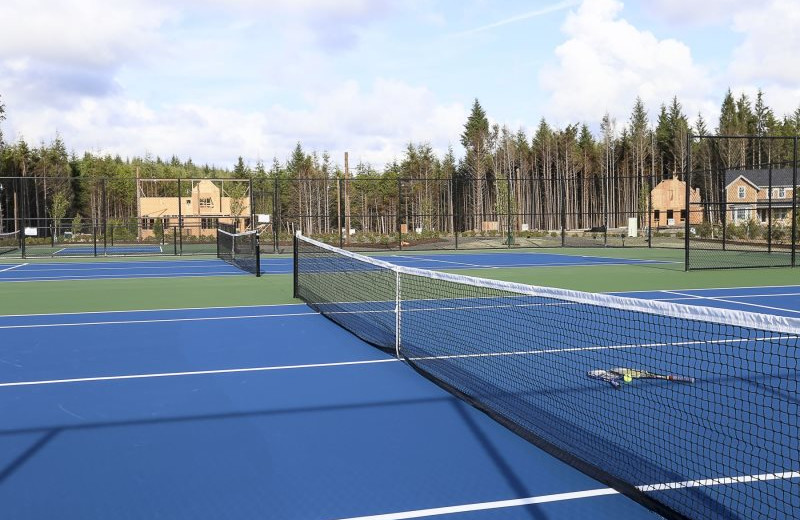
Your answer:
1,244 -> 797,519
0,259 -> 246,282
0,249 -> 670,282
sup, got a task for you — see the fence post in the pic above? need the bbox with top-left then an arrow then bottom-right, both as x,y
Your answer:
249,177 -> 255,232
453,177 -> 459,250
767,162 -> 773,254
792,137 -> 798,268
273,177 -> 280,253
102,178 -> 108,255
685,133 -> 691,271
397,177 -> 403,251
177,178 -> 183,255
560,174 -> 566,247
293,232 -> 299,297
648,171 -> 653,248
506,174 -> 513,248
19,178 -> 26,258
337,177 -> 344,249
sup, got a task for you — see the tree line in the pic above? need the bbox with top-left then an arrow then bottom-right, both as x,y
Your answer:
1,89 -> 799,237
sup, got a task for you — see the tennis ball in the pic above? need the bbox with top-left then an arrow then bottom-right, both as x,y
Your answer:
623,374 -> 633,383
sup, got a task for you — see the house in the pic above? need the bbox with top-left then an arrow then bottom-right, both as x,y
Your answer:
725,168 -> 795,225
650,178 -> 702,227
139,179 -> 251,238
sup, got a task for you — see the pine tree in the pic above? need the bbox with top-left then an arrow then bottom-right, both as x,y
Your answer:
460,99 -> 490,230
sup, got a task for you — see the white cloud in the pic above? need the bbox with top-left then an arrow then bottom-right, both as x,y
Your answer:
728,0 -> 800,114
643,0 -> 748,25
0,0 -> 172,67
540,0 -> 714,126
4,79 -> 466,168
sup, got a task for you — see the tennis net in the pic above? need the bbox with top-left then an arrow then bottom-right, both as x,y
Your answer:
0,230 -> 20,256
217,226 -> 260,276
293,232 -> 800,520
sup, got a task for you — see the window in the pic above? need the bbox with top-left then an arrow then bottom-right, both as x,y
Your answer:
666,209 -> 674,220
653,210 -> 660,221
736,208 -> 749,221
738,186 -> 746,199
200,197 -> 213,208
142,218 -> 152,230
680,210 -> 686,221
201,218 -> 216,230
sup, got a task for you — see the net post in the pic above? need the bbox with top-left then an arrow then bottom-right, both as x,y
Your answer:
255,240 -> 261,277
292,231 -> 299,298
685,132 -> 691,271
173,226 -> 178,255
216,225 -> 220,258
394,269 -> 401,360
93,223 -> 97,257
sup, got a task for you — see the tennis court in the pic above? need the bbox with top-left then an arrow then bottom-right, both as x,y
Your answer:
0,249 -> 669,283
0,259 -> 249,282
0,244 -> 797,519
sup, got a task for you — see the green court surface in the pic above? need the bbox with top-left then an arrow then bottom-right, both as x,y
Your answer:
1,247 -> 797,315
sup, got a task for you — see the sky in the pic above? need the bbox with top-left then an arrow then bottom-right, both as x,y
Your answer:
0,0 -> 798,169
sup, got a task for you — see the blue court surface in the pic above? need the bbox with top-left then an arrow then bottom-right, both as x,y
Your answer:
267,250 -> 669,273
0,251 -> 669,282
1,285 -> 797,519
0,259 -> 245,282
53,245 -> 164,255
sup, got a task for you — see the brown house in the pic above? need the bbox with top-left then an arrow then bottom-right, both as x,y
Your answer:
139,179 -> 251,238
650,178 -> 702,227
725,169 -> 795,225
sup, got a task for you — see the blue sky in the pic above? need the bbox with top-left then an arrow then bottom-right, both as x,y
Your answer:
0,0 -> 798,168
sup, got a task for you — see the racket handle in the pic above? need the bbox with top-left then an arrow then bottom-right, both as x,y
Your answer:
667,375 -> 695,383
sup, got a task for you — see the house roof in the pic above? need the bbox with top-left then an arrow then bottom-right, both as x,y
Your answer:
725,168 -> 796,188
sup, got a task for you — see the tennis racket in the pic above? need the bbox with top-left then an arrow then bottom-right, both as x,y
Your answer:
587,369 -> 622,389
610,368 -> 695,384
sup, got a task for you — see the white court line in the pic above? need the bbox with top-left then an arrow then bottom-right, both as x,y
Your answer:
0,271 -> 247,283
0,311 -> 317,330
0,259 -> 221,267
662,290 -> 800,316
332,471 -> 800,520
448,260 -> 670,269
0,263 -> 28,273
614,284 -> 800,295
0,333 -> 779,387
0,358 -> 398,387
332,488 -> 620,520
389,255 -> 486,268
51,247 -> 66,255
0,302 -> 306,319
22,264 -> 213,272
